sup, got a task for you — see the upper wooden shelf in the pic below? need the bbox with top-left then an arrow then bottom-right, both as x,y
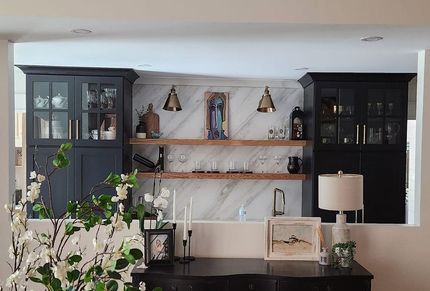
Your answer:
129,138 -> 309,146
137,172 -> 306,181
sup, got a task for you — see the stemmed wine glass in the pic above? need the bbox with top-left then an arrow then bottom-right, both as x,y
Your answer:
258,155 -> 267,173
273,155 -> 282,173
167,154 -> 175,171
178,154 -> 188,172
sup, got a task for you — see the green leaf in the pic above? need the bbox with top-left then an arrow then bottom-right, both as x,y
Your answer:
106,280 -> 119,291
124,253 -> 136,265
32,203 -> 43,212
68,255 -> 82,265
67,201 -> 78,213
136,204 -> 145,220
51,278 -> 62,291
96,282 -> 105,291
123,212 -> 132,229
65,222 -> 75,235
60,142 -> 73,152
52,158 -> 60,168
130,248 -> 143,260
84,267 -> 94,283
115,258 -> 129,270
29,276 -> 43,283
66,270 -> 80,282
94,265 -> 103,276
107,270 -> 122,280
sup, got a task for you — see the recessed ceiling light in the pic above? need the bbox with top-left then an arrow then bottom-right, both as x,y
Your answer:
360,36 -> 383,42
294,67 -> 309,71
137,64 -> 153,68
71,29 -> 92,34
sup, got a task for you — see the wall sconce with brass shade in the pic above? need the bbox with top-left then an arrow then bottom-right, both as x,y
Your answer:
163,85 -> 182,111
257,86 -> 276,112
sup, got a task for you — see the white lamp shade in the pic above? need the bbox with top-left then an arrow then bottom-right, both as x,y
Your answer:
318,172 -> 363,211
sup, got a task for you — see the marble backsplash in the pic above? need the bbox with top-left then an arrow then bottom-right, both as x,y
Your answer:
131,81 -> 304,221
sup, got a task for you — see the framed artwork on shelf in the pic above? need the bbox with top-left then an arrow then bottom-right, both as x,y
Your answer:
264,217 -> 321,261
144,229 -> 174,266
204,92 -> 229,140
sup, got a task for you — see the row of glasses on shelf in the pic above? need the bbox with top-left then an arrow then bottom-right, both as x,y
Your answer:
166,154 -> 286,173
268,124 -> 289,140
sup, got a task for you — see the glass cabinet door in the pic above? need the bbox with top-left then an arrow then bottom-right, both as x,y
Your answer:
364,87 -> 406,147
75,77 -> 122,147
318,86 -> 359,148
28,76 -> 74,146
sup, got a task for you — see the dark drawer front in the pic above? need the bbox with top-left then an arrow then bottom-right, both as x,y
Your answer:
229,278 -> 277,291
280,279 -> 371,291
145,279 -> 228,291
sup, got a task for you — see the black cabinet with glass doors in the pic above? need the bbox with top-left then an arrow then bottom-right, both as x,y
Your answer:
18,65 -> 139,217
299,73 -> 415,223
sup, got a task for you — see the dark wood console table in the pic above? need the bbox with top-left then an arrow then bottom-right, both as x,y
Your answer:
131,258 -> 373,291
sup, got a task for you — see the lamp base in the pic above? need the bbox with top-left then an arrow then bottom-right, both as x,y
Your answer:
332,213 -> 351,245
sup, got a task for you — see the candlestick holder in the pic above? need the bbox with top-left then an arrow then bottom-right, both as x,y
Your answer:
172,223 -> 180,261
185,230 -> 196,261
179,239 -> 190,264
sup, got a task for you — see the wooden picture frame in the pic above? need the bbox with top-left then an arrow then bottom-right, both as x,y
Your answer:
264,217 -> 321,261
204,92 -> 229,140
144,229 -> 174,266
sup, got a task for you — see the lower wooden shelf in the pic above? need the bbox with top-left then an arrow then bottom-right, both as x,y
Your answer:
137,172 -> 306,180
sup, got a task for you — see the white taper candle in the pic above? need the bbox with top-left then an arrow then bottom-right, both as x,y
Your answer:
173,189 -> 176,224
188,197 -> 193,231
183,206 -> 188,240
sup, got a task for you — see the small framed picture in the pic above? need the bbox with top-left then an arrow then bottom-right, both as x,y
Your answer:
204,92 -> 229,140
144,229 -> 174,266
264,217 -> 321,261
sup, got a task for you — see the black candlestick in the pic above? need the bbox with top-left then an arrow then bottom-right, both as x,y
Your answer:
185,230 -> 195,261
172,223 -> 180,261
179,240 -> 190,264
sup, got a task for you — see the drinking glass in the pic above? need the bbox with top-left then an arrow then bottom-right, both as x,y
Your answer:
258,155 -> 267,173
278,125 -> 286,140
194,160 -> 202,172
268,125 -> 275,140
243,161 -> 250,173
274,155 -> 282,173
178,154 -> 188,172
229,160 -> 237,172
211,160 -> 218,172
167,154 -> 175,168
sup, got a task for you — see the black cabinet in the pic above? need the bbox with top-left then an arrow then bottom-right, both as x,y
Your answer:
299,73 -> 415,223
19,66 -> 139,217
131,258 -> 373,291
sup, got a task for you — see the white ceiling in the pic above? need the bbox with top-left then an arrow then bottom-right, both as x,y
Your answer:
3,18 -> 430,79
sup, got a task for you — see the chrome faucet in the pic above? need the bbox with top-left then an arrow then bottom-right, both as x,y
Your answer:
273,188 -> 285,216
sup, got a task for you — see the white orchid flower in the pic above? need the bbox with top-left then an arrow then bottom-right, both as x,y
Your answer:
29,171 -> 37,180
119,203 -> 125,214
121,174 -> 129,182
115,184 -> 128,200
26,182 -> 41,203
110,213 -> 126,231
71,236 -> 80,246
139,281 -> 146,291
144,193 -> 153,203
6,270 -> 22,288
8,245 -> 14,260
37,174 -> 46,183
160,187 -> 170,198
153,197 -> 168,209
111,196 -> 120,203
52,261 -> 68,282
92,238 -> 105,252
26,252 -> 38,265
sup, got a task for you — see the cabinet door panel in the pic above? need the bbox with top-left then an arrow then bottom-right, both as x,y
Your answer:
144,279 -> 228,291
27,147 -> 74,217
27,75 -> 75,146
313,151 -> 361,222
74,148 -> 123,202
280,279 -> 370,291
229,278 -> 277,291
361,151 -> 406,223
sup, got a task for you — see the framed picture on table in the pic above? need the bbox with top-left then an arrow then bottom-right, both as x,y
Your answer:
144,229 -> 174,266
264,217 -> 321,261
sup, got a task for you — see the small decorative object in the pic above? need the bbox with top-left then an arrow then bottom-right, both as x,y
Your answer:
135,105 -> 147,138
143,103 -> 160,139
144,229 -> 174,266
163,85 -> 182,111
331,241 -> 356,268
179,206 -> 190,264
86,89 -> 98,108
319,247 -> 330,266
185,197 -> 195,261
257,86 -> 276,112
51,92 -> 68,109
204,92 -> 229,140
239,204 -> 247,222
290,106 -> 305,140
318,171 -> 363,245
264,217 -> 321,261
287,156 -> 303,174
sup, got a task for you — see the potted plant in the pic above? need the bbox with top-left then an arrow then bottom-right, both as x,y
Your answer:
331,241 -> 356,268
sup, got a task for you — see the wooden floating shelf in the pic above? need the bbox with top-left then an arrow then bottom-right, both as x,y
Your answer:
137,172 -> 306,181
129,138 -> 309,146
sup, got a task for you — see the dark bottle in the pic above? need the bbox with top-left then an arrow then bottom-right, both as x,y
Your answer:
135,119 -> 146,137
158,145 -> 165,171
287,156 -> 303,174
290,106 -> 305,140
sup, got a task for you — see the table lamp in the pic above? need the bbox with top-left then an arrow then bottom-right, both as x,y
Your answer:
318,171 -> 363,245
